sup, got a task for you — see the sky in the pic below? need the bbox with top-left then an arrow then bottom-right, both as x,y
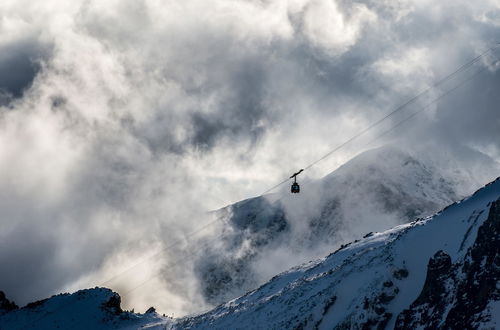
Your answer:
0,0 -> 499,316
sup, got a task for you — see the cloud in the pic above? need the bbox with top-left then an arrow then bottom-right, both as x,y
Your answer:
301,0 -> 377,54
0,0 -> 499,316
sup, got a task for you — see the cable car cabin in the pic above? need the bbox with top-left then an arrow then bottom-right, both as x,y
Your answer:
290,169 -> 304,194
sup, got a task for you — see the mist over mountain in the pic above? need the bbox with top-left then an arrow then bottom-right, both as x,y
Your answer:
192,143 -> 499,306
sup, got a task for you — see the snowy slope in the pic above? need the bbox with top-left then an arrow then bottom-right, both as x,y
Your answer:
194,144 -> 499,306
177,177 -> 500,329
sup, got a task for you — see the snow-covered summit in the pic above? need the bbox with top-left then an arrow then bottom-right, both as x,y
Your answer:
0,287 -> 169,330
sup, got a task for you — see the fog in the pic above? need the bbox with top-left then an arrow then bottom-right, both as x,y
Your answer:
0,0 -> 499,316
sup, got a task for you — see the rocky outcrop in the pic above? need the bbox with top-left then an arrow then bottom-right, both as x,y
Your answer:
195,196 -> 288,305
395,250 -> 454,328
101,291 -> 123,316
0,291 -> 18,315
396,199 -> 500,329
443,199 -> 500,328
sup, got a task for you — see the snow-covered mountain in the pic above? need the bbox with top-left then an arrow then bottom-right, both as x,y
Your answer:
178,176 -> 500,329
193,144 -> 499,306
2,176 -> 498,329
0,288 -> 169,330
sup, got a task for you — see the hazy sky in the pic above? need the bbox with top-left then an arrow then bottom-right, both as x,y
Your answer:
0,0 -> 499,316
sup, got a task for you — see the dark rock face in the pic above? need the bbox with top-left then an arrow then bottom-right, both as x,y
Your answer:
0,291 -> 18,315
395,250 -> 453,328
392,268 -> 409,280
228,197 -> 288,236
396,199 -> 500,329
195,196 -> 288,305
102,292 -> 123,316
443,200 -> 500,328
195,254 -> 259,306
145,306 -> 156,314
25,297 -> 50,309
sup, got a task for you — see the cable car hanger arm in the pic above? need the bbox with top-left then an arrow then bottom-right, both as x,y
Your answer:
290,169 -> 304,179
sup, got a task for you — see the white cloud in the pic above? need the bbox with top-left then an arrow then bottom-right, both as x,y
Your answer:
302,0 -> 377,54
